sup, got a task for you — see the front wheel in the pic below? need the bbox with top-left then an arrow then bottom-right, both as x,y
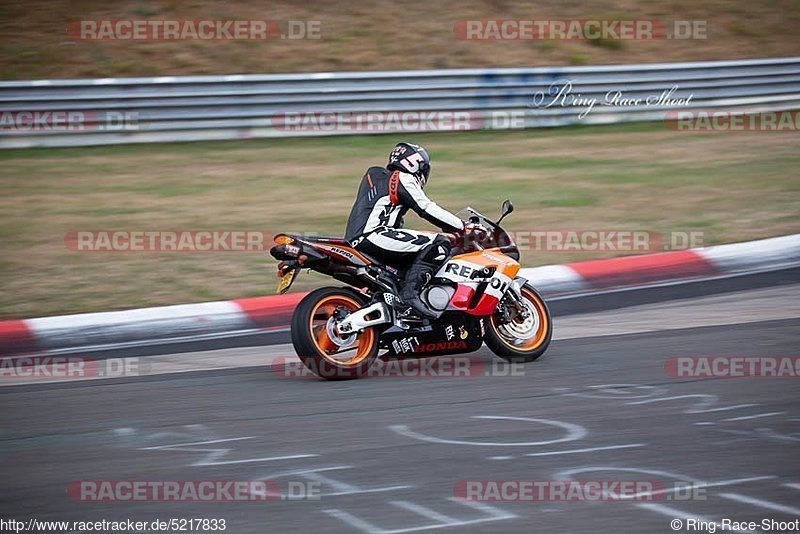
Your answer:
291,287 -> 379,379
484,283 -> 552,363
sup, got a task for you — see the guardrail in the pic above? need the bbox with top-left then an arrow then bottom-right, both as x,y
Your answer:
1,57 -> 799,148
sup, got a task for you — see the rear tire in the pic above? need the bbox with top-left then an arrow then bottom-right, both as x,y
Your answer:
484,283 -> 552,363
291,287 -> 379,380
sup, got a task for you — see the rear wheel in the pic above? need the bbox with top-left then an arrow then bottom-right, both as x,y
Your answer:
291,287 -> 379,379
484,283 -> 552,363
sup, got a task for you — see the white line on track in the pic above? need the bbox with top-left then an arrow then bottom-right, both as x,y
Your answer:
194,453 -> 318,466
756,428 -> 800,443
626,395 -> 758,414
722,412 -> 785,422
524,443 -> 646,457
390,416 -> 587,447
618,476 -> 776,502
323,509 -> 384,533
323,486 -> 412,497
391,501 -> 460,524
140,436 -> 254,449
323,497 -> 515,533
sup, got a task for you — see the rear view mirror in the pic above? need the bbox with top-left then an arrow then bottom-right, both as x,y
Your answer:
497,199 -> 514,224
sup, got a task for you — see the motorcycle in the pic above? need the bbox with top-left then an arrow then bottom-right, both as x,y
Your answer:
269,200 -> 552,379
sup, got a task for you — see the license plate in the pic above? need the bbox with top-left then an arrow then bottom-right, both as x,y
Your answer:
276,268 -> 298,294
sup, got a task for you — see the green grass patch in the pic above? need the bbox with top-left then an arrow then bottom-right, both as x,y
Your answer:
1,122 -> 798,318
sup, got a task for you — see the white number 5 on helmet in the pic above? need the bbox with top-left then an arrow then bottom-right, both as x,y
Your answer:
400,152 -> 425,173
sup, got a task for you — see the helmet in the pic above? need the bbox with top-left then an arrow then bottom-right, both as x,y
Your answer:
387,142 -> 431,187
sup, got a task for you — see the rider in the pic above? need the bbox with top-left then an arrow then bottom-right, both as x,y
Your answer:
345,142 -> 486,318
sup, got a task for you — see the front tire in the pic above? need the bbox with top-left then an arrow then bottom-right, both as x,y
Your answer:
291,287 -> 379,380
484,283 -> 552,363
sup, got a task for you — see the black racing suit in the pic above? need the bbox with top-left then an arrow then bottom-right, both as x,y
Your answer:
345,166 -> 465,317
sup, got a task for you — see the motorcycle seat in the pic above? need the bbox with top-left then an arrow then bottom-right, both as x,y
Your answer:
300,235 -> 349,246
289,235 -> 383,266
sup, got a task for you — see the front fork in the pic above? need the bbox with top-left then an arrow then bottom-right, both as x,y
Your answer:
498,277 -> 530,322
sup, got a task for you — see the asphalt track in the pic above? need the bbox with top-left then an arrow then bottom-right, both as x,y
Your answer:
1,282 -> 799,533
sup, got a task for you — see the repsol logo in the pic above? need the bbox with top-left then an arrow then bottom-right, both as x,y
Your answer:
445,263 -> 508,292
330,247 -> 355,260
445,262 -> 476,278
414,340 -> 469,353
489,277 -> 509,292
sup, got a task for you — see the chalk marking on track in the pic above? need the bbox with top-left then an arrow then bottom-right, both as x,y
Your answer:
140,436 -> 254,449
390,416 -> 586,447
196,453 -> 318,466
251,465 -> 411,498
719,493 -> 800,515
564,384 -> 667,400
555,466 -> 775,499
323,509 -> 383,533
706,476 -> 776,486
555,466 -> 703,485
619,476 -> 776,501
712,427 -> 800,444
303,471 -> 410,496
756,427 -> 800,443
785,482 -> 800,491
627,394 -> 758,414
255,465 -> 353,479
525,443 -> 646,457
723,412 -> 785,422
392,501 -> 459,524
450,497 -> 517,519
324,497 -> 515,533
140,436 -> 316,466
116,424 -> 217,445
324,486 -> 412,497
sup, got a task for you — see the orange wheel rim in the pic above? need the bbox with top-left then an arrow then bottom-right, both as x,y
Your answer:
490,287 -> 549,352
309,295 -> 374,366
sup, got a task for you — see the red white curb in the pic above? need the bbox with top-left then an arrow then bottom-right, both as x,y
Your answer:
2,234 -> 798,355
518,233 -> 800,293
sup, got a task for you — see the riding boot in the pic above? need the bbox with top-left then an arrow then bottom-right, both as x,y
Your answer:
400,261 -> 438,319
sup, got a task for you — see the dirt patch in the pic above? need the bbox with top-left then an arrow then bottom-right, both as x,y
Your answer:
1,0 -> 799,79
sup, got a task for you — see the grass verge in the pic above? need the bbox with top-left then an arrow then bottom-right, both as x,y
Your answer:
1,122 -> 798,318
